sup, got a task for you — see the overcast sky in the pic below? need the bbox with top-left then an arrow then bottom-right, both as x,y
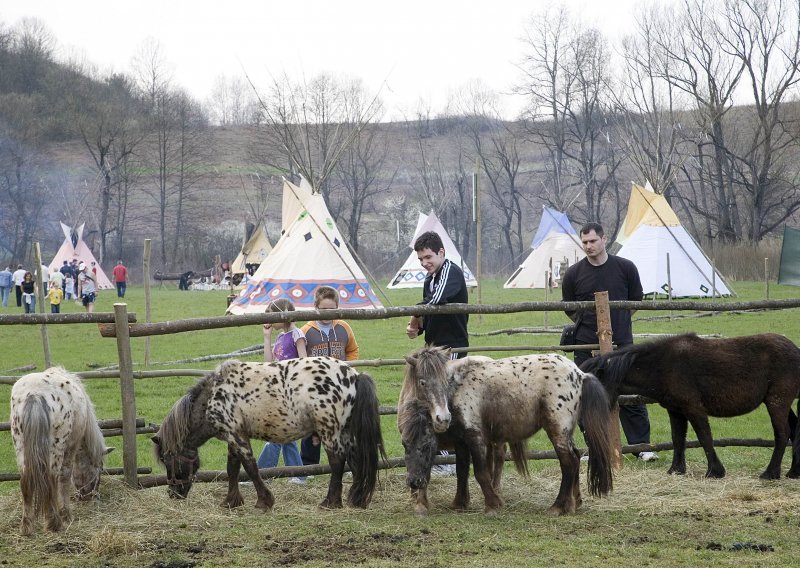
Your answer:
2,0 -> 642,120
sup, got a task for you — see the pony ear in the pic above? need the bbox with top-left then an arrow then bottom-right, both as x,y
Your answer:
103,447 -> 115,455
151,435 -> 161,445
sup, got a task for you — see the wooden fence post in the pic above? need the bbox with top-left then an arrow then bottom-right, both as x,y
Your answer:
114,303 -> 138,487
33,243 -> 51,367
594,291 -> 622,468
143,239 -> 152,367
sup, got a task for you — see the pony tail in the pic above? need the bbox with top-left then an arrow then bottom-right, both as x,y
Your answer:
20,395 -> 58,526
508,441 -> 529,477
346,373 -> 386,508
579,374 -> 615,497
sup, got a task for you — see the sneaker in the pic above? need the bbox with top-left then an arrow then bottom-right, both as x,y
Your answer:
288,477 -> 306,484
431,464 -> 457,477
637,451 -> 659,462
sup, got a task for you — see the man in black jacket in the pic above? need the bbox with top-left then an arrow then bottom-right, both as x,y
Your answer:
561,222 -> 656,462
406,230 -> 469,475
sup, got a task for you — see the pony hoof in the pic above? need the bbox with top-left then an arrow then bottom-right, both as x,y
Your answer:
667,468 -> 686,475
414,505 -> 429,516
705,471 -> 725,479
319,499 -> 343,509
759,471 -> 780,480
222,497 -> 245,509
545,506 -> 567,516
484,507 -> 500,516
786,470 -> 800,479
451,501 -> 469,511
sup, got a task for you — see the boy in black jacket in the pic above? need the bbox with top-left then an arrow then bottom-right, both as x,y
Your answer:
405,230 -> 469,475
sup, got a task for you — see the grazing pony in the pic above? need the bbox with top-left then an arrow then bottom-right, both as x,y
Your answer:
152,358 -> 386,511
10,368 -> 112,536
399,346 -> 615,515
580,333 -> 800,479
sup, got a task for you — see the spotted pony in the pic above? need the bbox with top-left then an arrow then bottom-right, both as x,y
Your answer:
152,357 -> 386,511
400,347 -> 616,515
10,367 -> 112,536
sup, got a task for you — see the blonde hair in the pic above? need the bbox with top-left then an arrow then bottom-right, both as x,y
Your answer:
314,286 -> 338,308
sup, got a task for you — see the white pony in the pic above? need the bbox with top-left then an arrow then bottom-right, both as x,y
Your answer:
10,368 -> 112,535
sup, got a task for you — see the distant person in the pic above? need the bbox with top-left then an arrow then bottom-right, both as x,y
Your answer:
112,259 -> 128,298
21,271 -> 36,314
256,298 -> 308,484
299,286 -> 360,469
69,260 -> 79,297
0,265 -> 12,308
49,267 -> 64,297
405,230 -> 469,476
178,271 -> 193,291
64,272 -> 75,301
47,282 -> 63,313
37,263 -> 49,294
12,264 -> 26,307
77,261 -> 97,313
561,221 -> 657,462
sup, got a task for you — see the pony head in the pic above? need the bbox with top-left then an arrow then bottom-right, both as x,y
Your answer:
73,445 -> 114,500
399,400 -> 438,490
152,393 -> 201,499
403,345 -> 452,433
152,434 -> 199,499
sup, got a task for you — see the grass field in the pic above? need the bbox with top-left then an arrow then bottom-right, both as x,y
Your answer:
1,279 -> 799,566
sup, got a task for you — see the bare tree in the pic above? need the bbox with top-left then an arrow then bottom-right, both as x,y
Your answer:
719,0 -> 800,240
456,81 -> 525,265
207,74 -> 258,126
254,72 -> 380,198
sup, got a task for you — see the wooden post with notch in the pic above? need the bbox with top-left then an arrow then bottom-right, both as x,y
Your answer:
33,242 -> 52,368
594,291 -> 621,468
114,303 -> 138,487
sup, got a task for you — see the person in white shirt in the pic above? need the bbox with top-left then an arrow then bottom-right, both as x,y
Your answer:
12,265 -> 26,307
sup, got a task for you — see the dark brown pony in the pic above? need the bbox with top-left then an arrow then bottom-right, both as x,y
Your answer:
399,346 -> 615,515
580,333 -> 800,479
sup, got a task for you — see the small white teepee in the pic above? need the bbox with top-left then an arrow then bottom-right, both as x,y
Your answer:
504,207 -> 585,289
230,222 -> 272,279
388,211 -> 477,288
227,179 -> 383,313
616,182 -> 733,297
48,223 -> 113,289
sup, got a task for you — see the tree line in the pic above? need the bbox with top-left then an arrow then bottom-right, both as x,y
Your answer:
1,0 -> 799,275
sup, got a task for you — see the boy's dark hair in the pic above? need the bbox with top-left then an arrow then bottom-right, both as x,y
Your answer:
268,298 -> 295,312
580,222 -> 605,238
314,286 -> 339,308
413,231 -> 444,253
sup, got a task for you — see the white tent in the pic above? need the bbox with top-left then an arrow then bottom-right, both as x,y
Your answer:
616,182 -> 733,297
227,179 -> 383,313
388,211 -> 477,288
48,222 -> 113,289
230,222 -> 272,278
504,207 -> 585,289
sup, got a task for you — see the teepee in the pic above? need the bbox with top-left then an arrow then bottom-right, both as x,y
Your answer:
227,179 -> 383,313
48,222 -> 113,289
504,207 -> 585,289
230,222 -> 272,281
388,211 -> 477,288
616,182 -> 733,297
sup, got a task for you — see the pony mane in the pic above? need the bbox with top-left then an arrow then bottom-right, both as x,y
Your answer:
80,385 -> 107,466
399,345 -> 451,404
157,374 -> 212,456
582,333 -> 701,392
397,398 -> 435,446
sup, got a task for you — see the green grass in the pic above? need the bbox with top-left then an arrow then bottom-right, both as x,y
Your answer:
1,280 -> 799,566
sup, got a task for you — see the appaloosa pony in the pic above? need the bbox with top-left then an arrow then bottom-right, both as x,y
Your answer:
399,346 -> 615,515
152,358 -> 386,511
580,333 -> 800,479
10,368 -> 112,536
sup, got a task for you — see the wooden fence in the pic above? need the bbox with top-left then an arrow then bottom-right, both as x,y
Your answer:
3,297 -> 800,487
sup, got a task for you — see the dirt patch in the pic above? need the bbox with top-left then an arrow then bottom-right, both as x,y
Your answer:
263,531 -> 419,565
